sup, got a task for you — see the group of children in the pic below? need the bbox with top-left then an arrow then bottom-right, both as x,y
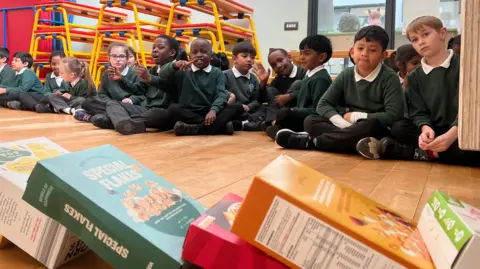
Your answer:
0,15 -> 477,167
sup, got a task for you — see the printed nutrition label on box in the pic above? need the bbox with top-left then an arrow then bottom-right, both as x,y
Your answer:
255,196 -> 406,269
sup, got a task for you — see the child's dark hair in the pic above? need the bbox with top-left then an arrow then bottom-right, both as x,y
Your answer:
232,41 -> 256,57
299,35 -> 333,63
268,48 -> 289,57
49,51 -> 65,63
354,25 -> 390,51
176,47 -> 188,61
211,52 -> 229,70
62,57 -> 96,94
128,47 -> 137,60
395,44 -> 419,66
157,35 -> 180,58
448,34 -> 461,49
384,51 -> 399,72
13,52 -> 34,68
0,47 -> 10,61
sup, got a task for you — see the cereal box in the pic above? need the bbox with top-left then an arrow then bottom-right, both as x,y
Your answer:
0,137 -> 88,268
418,191 -> 480,269
182,193 -> 289,269
231,155 -> 435,269
22,144 -> 205,269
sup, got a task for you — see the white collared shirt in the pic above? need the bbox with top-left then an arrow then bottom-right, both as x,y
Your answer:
51,72 -> 64,87
16,67 -> 27,76
398,72 -> 404,84
191,64 -> 212,73
421,49 -> 454,75
354,63 -> 382,82
157,65 -> 161,74
71,77 -> 80,87
288,65 -> 298,78
0,64 -> 5,74
306,65 -> 324,78
232,66 -> 251,79
121,66 -> 129,76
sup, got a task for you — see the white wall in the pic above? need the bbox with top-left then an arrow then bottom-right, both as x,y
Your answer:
70,0 -> 308,66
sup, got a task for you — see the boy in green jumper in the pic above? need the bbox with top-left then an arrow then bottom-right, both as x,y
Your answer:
357,16 -> 480,166
95,35 -> 180,135
158,38 -> 244,136
224,41 -> 266,131
276,25 -> 404,152
0,52 -> 44,108
0,48 -> 16,87
265,35 -> 333,140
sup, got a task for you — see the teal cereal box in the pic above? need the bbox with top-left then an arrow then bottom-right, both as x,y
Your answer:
0,137 -> 88,268
22,144 -> 205,269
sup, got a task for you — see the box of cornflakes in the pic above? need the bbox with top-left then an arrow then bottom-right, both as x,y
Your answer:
0,137 -> 89,268
418,190 -> 480,269
182,193 -> 289,269
231,155 -> 435,269
22,144 -> 205,269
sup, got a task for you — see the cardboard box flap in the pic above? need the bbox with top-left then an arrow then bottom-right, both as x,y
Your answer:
437,191 -> 480,236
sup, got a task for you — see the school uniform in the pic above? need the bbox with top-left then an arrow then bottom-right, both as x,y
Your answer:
224,67 -> 267,126
389,51 -> 480,165
265,65 -> 306,122
156,62 -> 243,135
19,72 -> 69,111
81,67 -> 146,116
48,78 -> 93,111
266,65 -> 332,138
300,63 -> 404,152
0,67 -> 44,107
0,64 -> 16,87
104,65 -> 177,135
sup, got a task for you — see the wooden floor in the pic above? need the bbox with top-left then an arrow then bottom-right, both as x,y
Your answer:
1,108 -> 479,268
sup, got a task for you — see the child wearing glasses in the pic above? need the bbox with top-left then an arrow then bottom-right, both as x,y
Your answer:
75,42 -> 146,123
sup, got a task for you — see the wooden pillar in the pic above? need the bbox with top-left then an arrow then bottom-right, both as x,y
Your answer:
459,0 -> 480,150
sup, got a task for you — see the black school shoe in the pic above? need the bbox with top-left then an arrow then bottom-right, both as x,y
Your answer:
7,101 -> 22,110
174,121 -> 200,136
224,121 -> 234,135
91,114 -> 114,130
356,137 -> 428,160
116,120 -> 146,135
275,129 -> 313,149
232,120 -> 243,131
266,125 -> 281,140
35,104 -> 53,113
243,121 -> 263,132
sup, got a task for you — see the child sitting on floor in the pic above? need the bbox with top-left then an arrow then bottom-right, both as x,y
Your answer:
356,16 -> 480,166
17,51 -> 69,112
275,25 -> 404,153
47,57 -> 96,114
265,35 -> 333,140
394,44 -> 422,117
0,47 -> 16,87
448,34 -> 461,55
0,52 -> 44,108
224,41 -> 266,131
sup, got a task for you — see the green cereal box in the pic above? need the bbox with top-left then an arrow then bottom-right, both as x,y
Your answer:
22,144 -> 205,269
0,137 -> 88,268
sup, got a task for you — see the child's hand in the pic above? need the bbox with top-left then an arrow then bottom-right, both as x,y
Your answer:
55,90 -> 62,95
135,64 -> 151,83
0,88 -> 6,94
343,112 -> 352,122
402,75 -> 409,89
107,66 -> 122,81
275,94 -> 292,105
243,104 -> 250,112
62,93 -> 72,100
205,110 -> 217,125
227,93 -> 236,104
122,98 -> 133,104
419,125 -> 435,150
425,126 -> 457,152
173,59 -> 195,71
252,62 -> 271,87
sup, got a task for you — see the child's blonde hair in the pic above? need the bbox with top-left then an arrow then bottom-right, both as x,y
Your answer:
406,16 -> 444,41
61,57 -> 95,94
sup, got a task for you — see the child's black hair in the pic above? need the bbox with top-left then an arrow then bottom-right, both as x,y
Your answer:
354,25 -> 390,51
176,47 -> 188,61
211,52 -> 229,71
13,52 -> 34,68
268,48 -> 289,57
157,35 -> 180,58
395,44 -> 419,66
299,35 -> 333,64
232,41 -> 256,57
348,51 -> 355,65
0,47 -> 10,61
49,51 -> 65,62
448,34 -> 461,49
128,47 -> 137,60
384,51 -> 399,72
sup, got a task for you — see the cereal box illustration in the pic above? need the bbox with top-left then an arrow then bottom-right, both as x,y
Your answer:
22,145 -> 205,269
0,137 -> 88,268
418,190 -> 480,269
182,193 -> 289,269
231,155 -> 435,269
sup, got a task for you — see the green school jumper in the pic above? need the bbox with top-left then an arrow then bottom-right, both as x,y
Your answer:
153,63 -> 228,113
68,79 -> 91,99
5,68 -> 44,94
223,69 -> 263,111
407,54 -> 459,129
269,65 -> 307,93
290,68 -> 332,118
98,67 -> 146,105
317,65 -> 404,126
0,64 -> 16,87
143,65 -> 178,109
44,72 -> 69,95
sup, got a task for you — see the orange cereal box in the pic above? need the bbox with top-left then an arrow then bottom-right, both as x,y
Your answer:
231,155 -> 435,269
